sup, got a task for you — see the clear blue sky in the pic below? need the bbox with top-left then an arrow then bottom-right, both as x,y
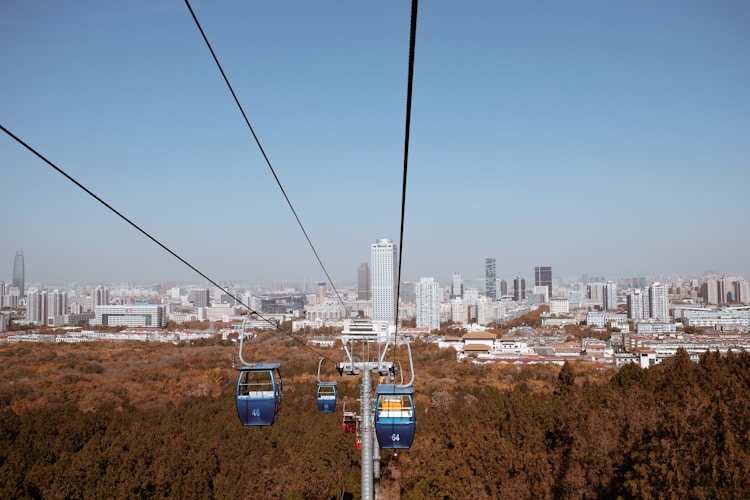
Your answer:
2,1 -> 748,287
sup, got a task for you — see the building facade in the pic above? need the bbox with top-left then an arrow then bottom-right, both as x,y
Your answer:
357,262 -> 370,300
649,283 -> 669,321
415,277 -> 441,331
534,266 -> 552,298
91,304 -> 166,328
12,251 -> 24,297
371,238 -> 398,325
485,258 -> 496,300
603,281 -> 618,311
451,272 -> 463,299
513,275 -> 526,302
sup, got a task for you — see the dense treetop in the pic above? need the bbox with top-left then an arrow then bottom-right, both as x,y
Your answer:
1,338 -> 749,499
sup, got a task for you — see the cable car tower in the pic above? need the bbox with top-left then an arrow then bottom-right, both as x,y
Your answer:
338,318 -> 416,500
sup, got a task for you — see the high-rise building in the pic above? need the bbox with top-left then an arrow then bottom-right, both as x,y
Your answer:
534,266 -> 552,298
95,286 -> 110,307
485,258 -> 496,300
48,289 -> 67,319
26,289 -> 47,325
513,275 -> 526,302
649,282 -> 669,321
357,263 -> 370,300
415,277 -> 441,331
700,277 -> 720,305
603,281 -> 618,311
189,288 -> 210,308
451,272 -> 463,299
12,251 -> 24,297
450,297 -> 467,325
587,282 -> 605,308
499,279 -> 508,297
627,289 -> 645,320
371,238 -> 398,325
735,279 -> 750,304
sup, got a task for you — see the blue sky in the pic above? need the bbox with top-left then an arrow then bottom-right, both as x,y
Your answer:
2,0 -> 748,287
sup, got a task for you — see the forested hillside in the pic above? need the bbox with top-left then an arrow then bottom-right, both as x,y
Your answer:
1,337 -> 750,499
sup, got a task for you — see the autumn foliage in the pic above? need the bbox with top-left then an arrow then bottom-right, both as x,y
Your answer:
1,339 -> 750,499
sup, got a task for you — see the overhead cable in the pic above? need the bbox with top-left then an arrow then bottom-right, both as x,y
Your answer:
183,0 -> 349,315
394,0 -> 419,345
0,124 -> 336,363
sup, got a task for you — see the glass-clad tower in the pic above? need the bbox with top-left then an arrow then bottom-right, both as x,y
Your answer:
534,266 -> 552,299
12,251 -> 24,297
485,258 -> 496,300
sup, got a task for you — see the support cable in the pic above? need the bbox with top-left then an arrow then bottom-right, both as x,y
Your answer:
394,0 -> 419,346
183,0 -> 349,315
0,124 -> 336,363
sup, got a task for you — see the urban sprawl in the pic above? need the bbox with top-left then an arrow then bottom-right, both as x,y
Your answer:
3,244 -> 750,369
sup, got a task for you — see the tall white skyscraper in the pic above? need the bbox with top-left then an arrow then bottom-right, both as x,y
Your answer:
415,277 -> 441,331
627,289 -> 645,320
649,282 -> 669,321
371,238 -> 398,325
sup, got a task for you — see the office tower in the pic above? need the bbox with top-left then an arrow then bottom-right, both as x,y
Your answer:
534,266 -> 552,298
649,282 -> 669,321
603,281 -> 618,310
95,286 -> 110,307
415,277 -> 440,331
735,279 -> 750,304
719,276 -> 740,303
485,258 -> 496,300
513,275 -> 526,301
700,277 -> 720,305
587,282 -> 605,308
451,272 -> 463,299
12,251 -> 24,297
371,238 -> 398,325
189,288 -> 210,308
499,279 -> 508,297
627,289 -> 645,320
48,289 -> 67,319
357,262 -> 370,300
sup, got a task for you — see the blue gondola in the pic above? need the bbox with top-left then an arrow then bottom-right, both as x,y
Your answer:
236,362 -> 283,426
316,381 -> 337,413
374,384 -> 416,449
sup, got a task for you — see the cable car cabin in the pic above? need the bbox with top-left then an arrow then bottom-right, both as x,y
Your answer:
342,411 -> 357,434
374,384 -> 416,449
235,363 -> 283,426
316,382 -> 337,413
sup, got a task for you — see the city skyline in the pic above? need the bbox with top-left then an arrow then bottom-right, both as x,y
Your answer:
3,1 -> 749,285
4,248 -> 749,292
